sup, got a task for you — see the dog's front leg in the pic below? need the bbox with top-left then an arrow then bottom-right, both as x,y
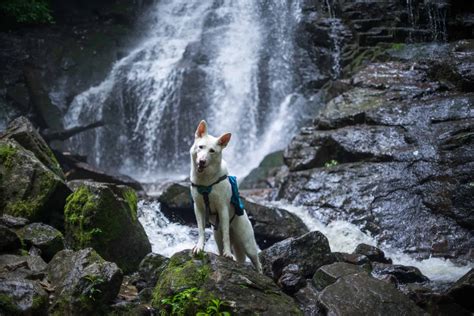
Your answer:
218,205 -> 232,259
192,202 -> 205,255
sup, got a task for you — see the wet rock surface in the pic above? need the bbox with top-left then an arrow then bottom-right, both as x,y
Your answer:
279,43 -> 474,259
47,248 -> 123,315
134,253 -> 169,292
0,225 -> 21,253
17,223 -> 65,262
259,231 -> 335,281
372,263 -> 430,284
313,262 -> 368,291
318,272 -> 426,315
152,250 -> 301,316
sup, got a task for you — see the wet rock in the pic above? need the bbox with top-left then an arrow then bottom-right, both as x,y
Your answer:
0,254 -> 47,281
277,264 -> 307,295
372,263 -> 429,284
17,223 -> 65,262
446,268 -> 474,312
354,244 -> 391,264
318,273 -> 425,315
134,253 -> 169,292
0,214 -> 29,228
152,250 -> 301,315
0,116 -> 64,178
313,262 -> 368,291
47,248 -> 123,315
243,197 -> 309,249
0,139 -> 71,229
157,181 -> 194,224
333,252 -> 370,266
0,225 -> 21,253
293,284 -> 321,316
259,231 -> 335,281
240,150 -> 285,189
64,181 -> 151,273
0,278 -> 48,315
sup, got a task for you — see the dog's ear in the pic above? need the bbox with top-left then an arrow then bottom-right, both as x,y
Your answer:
195,120 -> 208,138
217,133 -> 231,147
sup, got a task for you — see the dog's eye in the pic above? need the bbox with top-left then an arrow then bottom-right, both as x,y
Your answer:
209,148 -> 215,153
198,145 -> 204,149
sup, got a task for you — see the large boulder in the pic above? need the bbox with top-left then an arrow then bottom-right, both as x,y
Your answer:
134,253 -> 169,292
243,197 -> 309,249
240,150 -> 286,189
64,181 -> 151,273
47,248 -> 123,315
0,139 -> 71,229
157,181 -> 194,224
0,116 -> 64,178
17,223 -> 65,262
371,263 -> 429,284
259,231 -> 335,281
151,250 -> 302,316
318,273 -> 426,315
0,254 -> 47,280
353,243 -> 391,264
446,268 -> 474,312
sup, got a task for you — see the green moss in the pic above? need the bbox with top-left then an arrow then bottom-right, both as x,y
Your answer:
0,294 -> 20,315
389,43 -> 405,51
123,188 -> 138,222
31,293 -> 47,311
0,143 -> 18,169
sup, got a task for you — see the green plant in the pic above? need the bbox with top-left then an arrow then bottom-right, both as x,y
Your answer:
160,287 -> 200,316
83,275 -> 105,301
324,160 -> 339,168
0,0 -> 54,25
197,299 -> 231,316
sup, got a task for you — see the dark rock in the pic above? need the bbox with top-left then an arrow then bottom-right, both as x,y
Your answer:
47,248 -> 123,315
157,181 -> 194,224
0,116 -> 65,178
279,56 -> 474,260
277,264 -> 307,295
152,250 -> 301,315
0,254 -> 47,281
313,262 -> 368,291
293,283 -> 321,316
17,223 -> 65,262
333,252 -> 370,266
243,197 -> 309,249
0,214 -> 29,228
0,139 -> 71,229
354,244 -> 391,264
0,225 -> 21,253
64,181 -> 151,273
240,150 -> 285,189
134,253 -> 169,292
259,231 -> 335,281
318,273 -> 425,315
372,263 -> 429,284
0,278 -> 48,315
446,268 -> 474,311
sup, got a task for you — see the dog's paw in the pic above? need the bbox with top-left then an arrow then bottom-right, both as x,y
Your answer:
192,244 -> 204,255
222,252 -> 233,260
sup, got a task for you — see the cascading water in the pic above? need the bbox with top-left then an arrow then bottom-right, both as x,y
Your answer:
64,0 -> 309,180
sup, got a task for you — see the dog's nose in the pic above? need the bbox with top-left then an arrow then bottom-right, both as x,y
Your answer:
198,160 -> 206,167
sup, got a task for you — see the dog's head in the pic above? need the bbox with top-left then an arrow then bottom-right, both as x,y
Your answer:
190,120 -> 231,173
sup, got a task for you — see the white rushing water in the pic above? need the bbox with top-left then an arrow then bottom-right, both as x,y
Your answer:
63,0 -> 308,180
139,199 -> 472,283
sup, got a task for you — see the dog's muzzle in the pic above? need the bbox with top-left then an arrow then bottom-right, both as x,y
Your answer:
197,161 -> 206,173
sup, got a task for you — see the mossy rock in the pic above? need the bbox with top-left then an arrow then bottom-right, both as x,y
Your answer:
0,116 -> 64,179
240,150 -> 285,189
152,250 -> 302,316
47,248 -> 123,316
0,139 -> 70,229
17,223 -> 65,262
64,181 -> 151,273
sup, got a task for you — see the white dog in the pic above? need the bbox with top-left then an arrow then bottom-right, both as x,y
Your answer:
190,120 -> 262,273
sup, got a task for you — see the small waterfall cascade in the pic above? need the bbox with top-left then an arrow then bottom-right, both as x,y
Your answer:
426,0 -> 448,41
64,0 -> 308,180
324,0 -> 344,79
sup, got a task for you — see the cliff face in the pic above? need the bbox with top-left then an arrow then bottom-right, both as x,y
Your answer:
0,0 -> 153,130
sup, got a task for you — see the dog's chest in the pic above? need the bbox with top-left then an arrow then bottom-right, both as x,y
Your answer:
191,181 -> 232,212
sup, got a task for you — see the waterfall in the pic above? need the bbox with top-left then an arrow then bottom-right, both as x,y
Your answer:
64,0 -> 308,180
427,0 -> 448,41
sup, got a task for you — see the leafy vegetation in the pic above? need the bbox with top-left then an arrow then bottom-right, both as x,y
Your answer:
160,288 -> 231,316
324,159 -> 339,168
0,0 -> 54,27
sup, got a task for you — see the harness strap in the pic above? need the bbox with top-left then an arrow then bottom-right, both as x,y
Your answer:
191,174 -> 228,230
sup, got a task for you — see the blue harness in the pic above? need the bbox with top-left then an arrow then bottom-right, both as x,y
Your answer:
190,175 -> 244,230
